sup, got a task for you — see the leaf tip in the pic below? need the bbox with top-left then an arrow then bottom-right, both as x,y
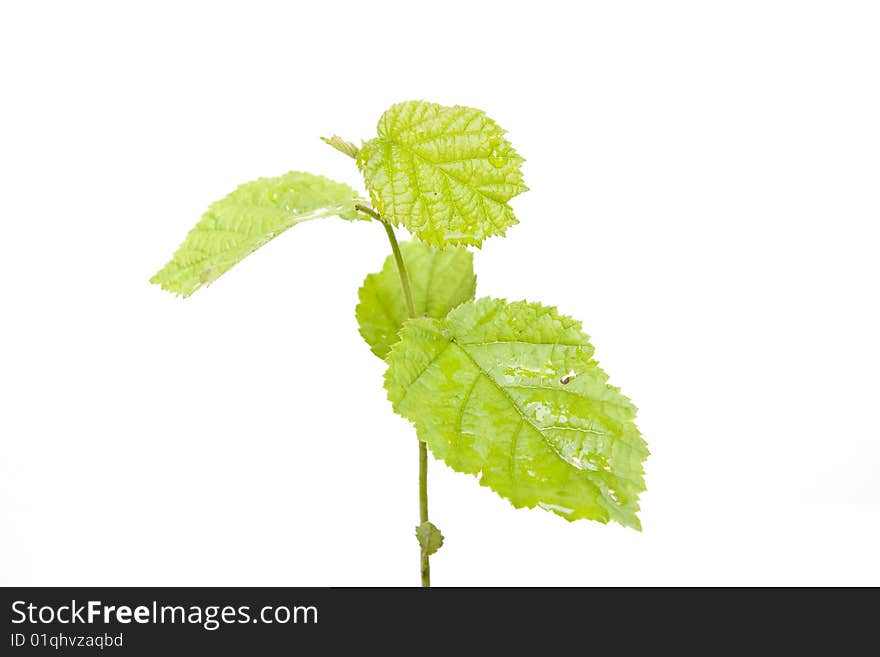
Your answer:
321,134 -> 359,159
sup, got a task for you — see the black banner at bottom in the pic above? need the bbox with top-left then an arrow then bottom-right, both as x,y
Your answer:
0,587 -> 872,653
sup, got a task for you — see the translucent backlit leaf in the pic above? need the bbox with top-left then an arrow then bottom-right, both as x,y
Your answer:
151,171 -> 363,297
356,240 -> 476,359
385,298 -> 648,529
357,101 -> 527,247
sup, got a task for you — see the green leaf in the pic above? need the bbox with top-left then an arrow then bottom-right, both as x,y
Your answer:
385,298 -> 648,529
416,521 -> 444,557
357,101 -> 527,247
151,171 -> 364,297
356,241 -> 476,359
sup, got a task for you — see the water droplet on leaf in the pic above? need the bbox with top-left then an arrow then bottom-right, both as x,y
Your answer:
488,150 -> 504,168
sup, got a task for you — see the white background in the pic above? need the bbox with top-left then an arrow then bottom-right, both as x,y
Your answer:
1,1 -> 878,586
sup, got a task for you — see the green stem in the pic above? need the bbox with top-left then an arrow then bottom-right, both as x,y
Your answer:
368,209 -> 430,586
381,222 -> 417,319
419,439 -> 430,586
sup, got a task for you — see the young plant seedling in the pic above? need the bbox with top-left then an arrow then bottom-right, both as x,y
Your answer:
152,101 -> 648,586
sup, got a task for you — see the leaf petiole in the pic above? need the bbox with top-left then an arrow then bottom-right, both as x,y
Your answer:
357,203 -> 418,321
382,222 -> 417,320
